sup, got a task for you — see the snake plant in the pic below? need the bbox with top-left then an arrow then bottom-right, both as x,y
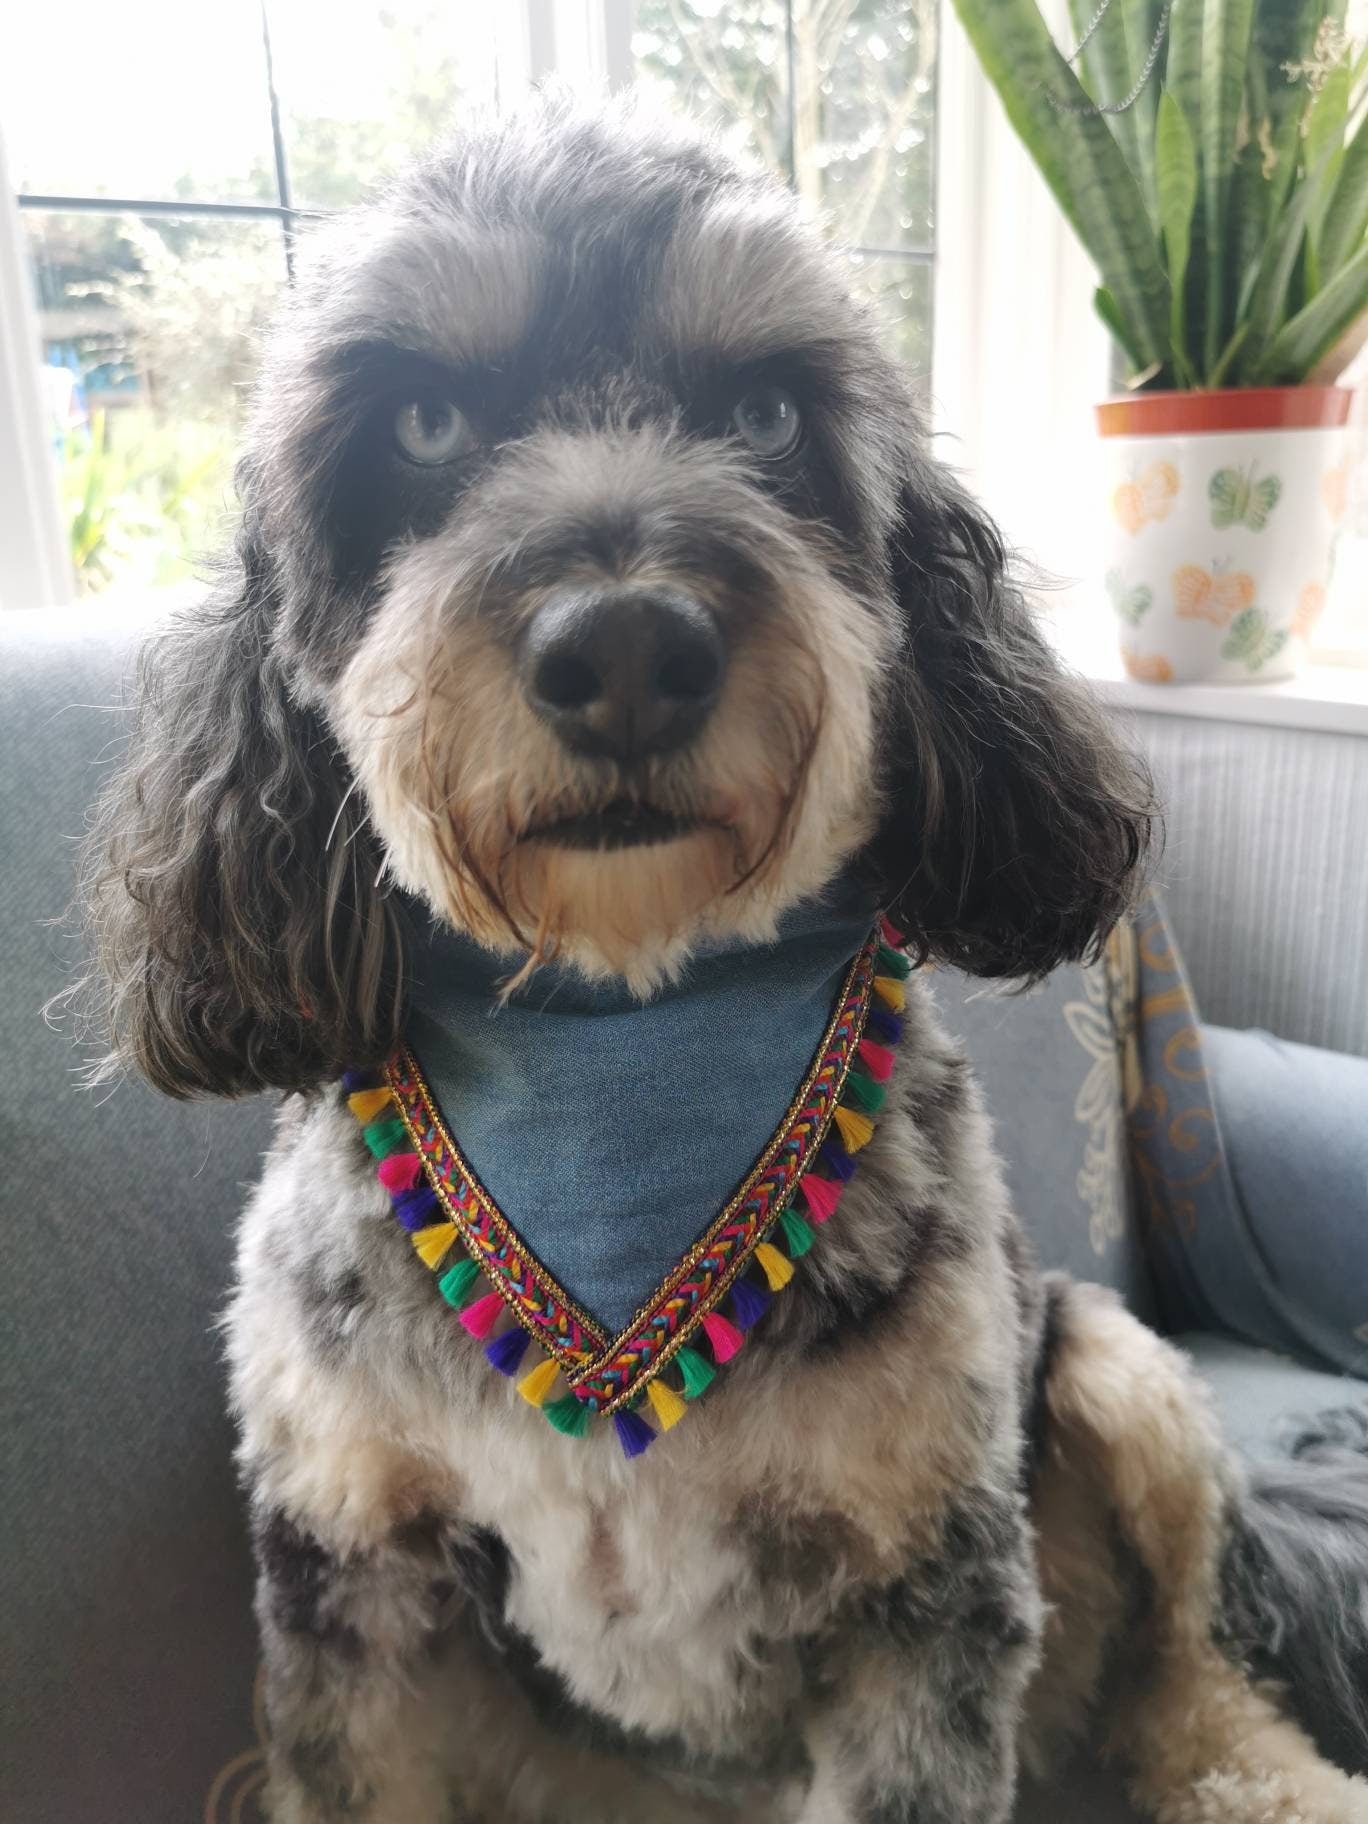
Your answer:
951,0 -> 1368,388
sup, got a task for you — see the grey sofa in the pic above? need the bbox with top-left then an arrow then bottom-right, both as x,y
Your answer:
2,606 -> 1361,1824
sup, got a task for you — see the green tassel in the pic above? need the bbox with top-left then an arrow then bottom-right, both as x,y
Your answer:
438,1258 -> 481,1307
877,942 -> 911,980
675,1345 -> 716,1401
362,1116 -> 408,1159
779,1206 -> 815,1257
543,1394 -> 593,1437
842,1068 -> 886,1115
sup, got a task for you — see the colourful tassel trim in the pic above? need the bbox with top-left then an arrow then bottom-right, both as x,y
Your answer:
865,1007 -> 903,1047
518,1356 -> 562,1407
614,1409 -> 656,1458
702,1311 -> 745,1363
779,1206 -> 815,1256
730,1276 -> 771,1330
439,1258 -> 482,1307
543,1394 -> 593,1437
755,1241 -> 795,1292
348,1087 -> 394,1124
378,1151 -> 423,1193
857,1038 -> 895,1082
342,913 -> 911,1459
486,1328 -> 531,1376
458,1291 -> 505,1339
800,1173 -> 842,1224
412,1221 -> 459,1269
833,1105 -> 875,1154
392,1184 -> 439,1231
646,1377 -> 688,1430
676,1345 -> 716,1400
872,975 -> 906,1014
362,1116 -> 408,1159
841,1068 -> 886,1116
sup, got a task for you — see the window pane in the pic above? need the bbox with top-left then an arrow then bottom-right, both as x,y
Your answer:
2,0 -> 275,202
632,1 -> 793,178
268,1 -> 504,210
805,0 -> 936,251
846,254 -> 932,375
631,1 -> 937,252
26,211 -> 286,598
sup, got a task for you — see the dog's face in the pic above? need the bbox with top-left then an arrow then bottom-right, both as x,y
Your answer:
255,111 -> 904,987
81,102 -> 1152,1095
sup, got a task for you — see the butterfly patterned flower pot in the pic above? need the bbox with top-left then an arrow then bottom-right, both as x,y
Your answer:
1096,386 -> 1352,684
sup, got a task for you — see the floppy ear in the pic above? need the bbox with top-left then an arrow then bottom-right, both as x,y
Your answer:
863,461 -> 1155,980
75,512 -> 404,1097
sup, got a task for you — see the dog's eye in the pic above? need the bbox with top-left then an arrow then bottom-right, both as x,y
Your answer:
731,385 -> 802,458
393,397 -> 474,466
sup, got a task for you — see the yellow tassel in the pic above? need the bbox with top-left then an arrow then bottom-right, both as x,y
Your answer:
517,1356 -> 561,1408
872,975 -> 905,1013
412,1221 -> 458,1269
755,1241 -> 795,1291
347,1087 -> 394,1123
834,1106 -> 875,1154
646,1377 -> 688,1430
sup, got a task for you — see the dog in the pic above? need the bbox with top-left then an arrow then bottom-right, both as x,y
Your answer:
73,98 -> 1368,1823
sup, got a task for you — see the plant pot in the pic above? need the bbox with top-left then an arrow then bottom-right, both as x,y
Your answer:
1095,386 -> 1353,685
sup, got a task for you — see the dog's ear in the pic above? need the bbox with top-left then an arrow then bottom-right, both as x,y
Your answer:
862,459 -> 1154,980
76,507 -> 404,1098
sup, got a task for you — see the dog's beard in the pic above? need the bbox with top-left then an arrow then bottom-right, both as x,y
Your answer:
335,554 -> 885,994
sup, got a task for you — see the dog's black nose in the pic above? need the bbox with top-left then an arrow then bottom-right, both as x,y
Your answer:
521,586 -> 725,762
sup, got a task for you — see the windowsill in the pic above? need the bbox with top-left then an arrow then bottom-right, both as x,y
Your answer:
1047,604 -> 1368,739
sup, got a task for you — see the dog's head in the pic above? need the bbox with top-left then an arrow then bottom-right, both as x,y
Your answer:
81,99 -> 1152,1096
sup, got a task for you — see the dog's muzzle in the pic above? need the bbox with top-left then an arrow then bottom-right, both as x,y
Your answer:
519,584 -> 725,764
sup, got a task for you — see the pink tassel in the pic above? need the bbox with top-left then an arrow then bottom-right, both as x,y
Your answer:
857,1038 -> 895,1082
702,1311 -> 744,1363
458,1292 -> 505,1339
880,914 -> 906,948
801,1174 -> 843,1224
378,1152 -> 422,1193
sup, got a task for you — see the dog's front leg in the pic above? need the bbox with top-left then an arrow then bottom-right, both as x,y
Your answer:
799,1511 -> 1043,1824
253,1504 -> 458,1824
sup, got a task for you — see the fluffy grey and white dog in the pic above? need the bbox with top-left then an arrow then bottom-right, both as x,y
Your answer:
75,99 -> 1368,1824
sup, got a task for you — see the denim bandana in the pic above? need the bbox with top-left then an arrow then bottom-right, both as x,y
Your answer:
345,877 -> 912,1457
404,878 -> 877,1330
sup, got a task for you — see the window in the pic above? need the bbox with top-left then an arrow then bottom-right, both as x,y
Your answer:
631,1 -> 938,371
0,1 -> 941,608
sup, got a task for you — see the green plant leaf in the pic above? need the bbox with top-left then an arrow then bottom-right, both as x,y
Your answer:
1252,240 -> 1368,380
951,0 -> 1172,370
1067,0 -> 1162,218
1156,87 -> 1199,379
1200,0 -> 1257,369
1094,284 -> 1150,377
1320,110 -> 1368,280
1235,160 -> 1322,377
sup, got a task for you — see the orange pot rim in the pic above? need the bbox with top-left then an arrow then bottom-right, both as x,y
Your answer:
1096,385 -> 1352,437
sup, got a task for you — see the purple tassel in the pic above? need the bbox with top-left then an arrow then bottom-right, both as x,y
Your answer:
819,1138 -> 857,1182
342,1067 -> 379,1094
392,1184 -> 440,1232
485,1328 -> 531,1376
614,1409 -> 656,1458
730,1276 -> 771,1331
865,1007 -> 904,1046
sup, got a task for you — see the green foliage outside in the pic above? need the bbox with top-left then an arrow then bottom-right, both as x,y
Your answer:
951,0 -> 1368,389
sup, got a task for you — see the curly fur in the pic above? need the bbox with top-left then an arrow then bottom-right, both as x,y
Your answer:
68,95 -> 1368,1824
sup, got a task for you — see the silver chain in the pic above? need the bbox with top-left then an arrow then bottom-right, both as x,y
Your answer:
1044,1 -> 1173,116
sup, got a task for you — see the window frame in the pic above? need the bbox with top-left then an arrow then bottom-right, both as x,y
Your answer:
0,0 -> 971,609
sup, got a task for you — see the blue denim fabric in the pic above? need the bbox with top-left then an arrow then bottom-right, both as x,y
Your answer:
406,880 -> 878,1333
